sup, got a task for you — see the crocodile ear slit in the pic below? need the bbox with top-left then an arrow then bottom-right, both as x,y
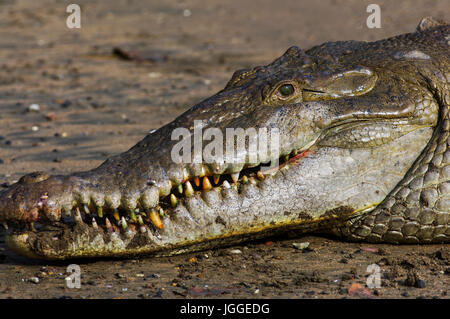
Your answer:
302,67 -> 378,101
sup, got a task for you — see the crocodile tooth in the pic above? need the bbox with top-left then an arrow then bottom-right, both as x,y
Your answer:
213,175 -> 220,184
284,155 -> 290,162
183,168 -> 190,181
149,209 -> 163,229
137,215 -> 144,225
231,172 -> 239,183
185,181 -> 194,197
177,184 -> 183,194
139,225 -> 147,233
170,194 -> 178,207
97,206 -> 103,218
105,217 -> 112,230
249,177 -> 257,185
193,177 -> 200,187
128,211 -> 137,223
91,218 -> 98,229
2,222 -> 8,230
241,175 -> 248,184
202,176 -> 212,191
158,207 -> 165,217
113,209 -> 120,221
120,216 -> 127,229
222,180 -> 231,189
83,204 -> 90,215
74,208 -> 83,223
200,166 -> 206,177
256,171 -> 265,180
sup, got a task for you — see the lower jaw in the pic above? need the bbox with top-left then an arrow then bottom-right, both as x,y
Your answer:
4,206 -> 362,260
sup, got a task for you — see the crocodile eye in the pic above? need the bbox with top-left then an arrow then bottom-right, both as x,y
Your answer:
278,84 -> 295,97
265,81 -> 300,104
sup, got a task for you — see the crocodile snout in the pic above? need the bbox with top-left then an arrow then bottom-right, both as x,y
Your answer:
0,172 -> 73,227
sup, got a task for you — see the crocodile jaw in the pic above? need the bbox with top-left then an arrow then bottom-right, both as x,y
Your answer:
3,126 -> 433,259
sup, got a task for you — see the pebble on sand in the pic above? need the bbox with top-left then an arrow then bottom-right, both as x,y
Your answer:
27,104 -> 40,112
292,242 -> 310,250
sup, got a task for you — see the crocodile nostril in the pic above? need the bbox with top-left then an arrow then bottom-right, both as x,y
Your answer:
18,172 -> 51,184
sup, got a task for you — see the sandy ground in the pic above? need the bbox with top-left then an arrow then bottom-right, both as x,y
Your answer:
0,0 -> 448,299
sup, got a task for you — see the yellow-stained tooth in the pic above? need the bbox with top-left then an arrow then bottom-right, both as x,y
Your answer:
177,184 -> 183,194
113,209 -> 120,221
91,218 -> 98,229
193,177 -> 200,187
120,216 -> 127,229
170,194 -> 178,207
128,211 -> 137,222
241,175 -> 249,184
256,171 -> 265,180
185,181 -> 194,197
97,207 -> 103,218
149,209 -> 163,229
202,176 -> 212,191
213,175 -> 220,184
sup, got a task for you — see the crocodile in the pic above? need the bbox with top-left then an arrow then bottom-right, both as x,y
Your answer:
0,17 -> 448,260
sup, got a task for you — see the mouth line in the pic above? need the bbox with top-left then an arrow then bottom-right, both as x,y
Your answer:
2,144 -> 318,237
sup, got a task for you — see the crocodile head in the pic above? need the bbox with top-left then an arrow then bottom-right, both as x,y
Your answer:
0,21 -> 447,259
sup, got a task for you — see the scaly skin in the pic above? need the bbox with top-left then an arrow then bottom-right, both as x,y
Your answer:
0,17 -> 448,259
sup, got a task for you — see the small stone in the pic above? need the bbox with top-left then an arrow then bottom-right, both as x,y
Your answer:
28,277 -> 40,284
27,104 -> 40,112
415,279 -> 426,288
229,249 -> 242,254
401,291 -> 409,297
405,271 -> 425,288
54,132 -> 68,138
339,258 -> 348,264
183,9 -> 191,17
60,100 -> 72,108
292,242 -> 310,250
31,126 -> 39,131
45,112 -> 57,121
147,72 -> 161,79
